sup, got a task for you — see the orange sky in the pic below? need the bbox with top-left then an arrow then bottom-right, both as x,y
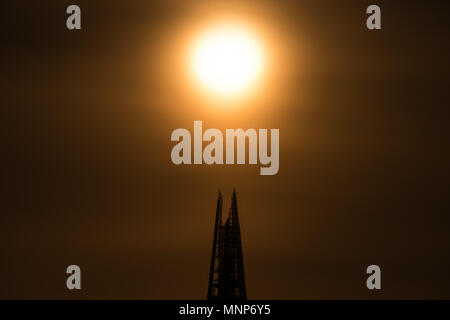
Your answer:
1,0 -> 450,299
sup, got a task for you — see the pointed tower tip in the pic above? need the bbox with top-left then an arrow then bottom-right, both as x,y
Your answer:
232,187 -> 237,203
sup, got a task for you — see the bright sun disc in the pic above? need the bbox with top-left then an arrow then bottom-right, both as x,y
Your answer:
192,25 -> 264,94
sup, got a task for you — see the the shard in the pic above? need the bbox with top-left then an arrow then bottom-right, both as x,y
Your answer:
207,189 -> 247,300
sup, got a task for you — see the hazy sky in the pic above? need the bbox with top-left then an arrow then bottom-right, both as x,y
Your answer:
1,0 -> 450,299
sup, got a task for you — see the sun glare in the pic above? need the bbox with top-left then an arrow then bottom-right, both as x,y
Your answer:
192,25 -> 264,94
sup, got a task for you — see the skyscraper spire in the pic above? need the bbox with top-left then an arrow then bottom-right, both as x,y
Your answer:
207,189 -> 247,300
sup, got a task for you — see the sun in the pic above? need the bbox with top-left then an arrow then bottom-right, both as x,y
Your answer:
191,24 -> 264,94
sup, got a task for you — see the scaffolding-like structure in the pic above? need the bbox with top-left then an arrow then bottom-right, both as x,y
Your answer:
207,189 -> 247,300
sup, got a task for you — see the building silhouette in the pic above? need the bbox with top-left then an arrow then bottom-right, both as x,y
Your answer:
207,189 -> 247,300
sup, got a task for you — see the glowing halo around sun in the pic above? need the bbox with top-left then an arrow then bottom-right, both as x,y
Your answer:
191,24 -> 265,95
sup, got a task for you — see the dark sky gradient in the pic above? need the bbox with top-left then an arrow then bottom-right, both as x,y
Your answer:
1,0 -> 450,299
